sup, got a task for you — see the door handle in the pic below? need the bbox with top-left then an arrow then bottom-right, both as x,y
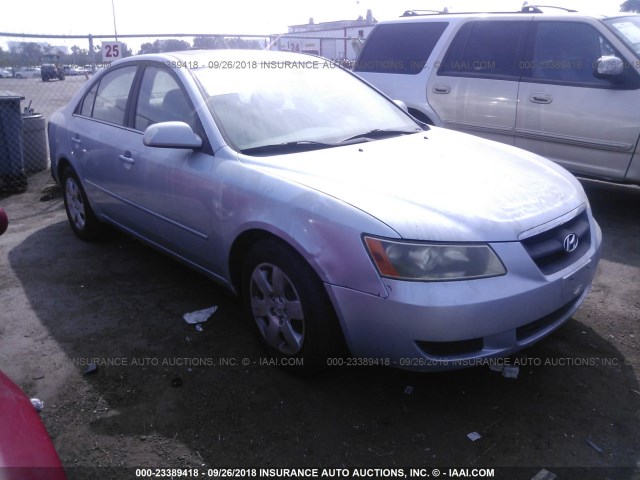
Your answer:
71,135 -> 81,145
118,153 -> 135,165
529,93 -> 552,104
432,85 -> 451,94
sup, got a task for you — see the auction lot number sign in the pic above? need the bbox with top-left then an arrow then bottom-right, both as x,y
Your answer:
102,42 -> 123,62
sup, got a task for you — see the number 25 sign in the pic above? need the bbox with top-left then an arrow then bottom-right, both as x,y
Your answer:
102,42 -> 123,62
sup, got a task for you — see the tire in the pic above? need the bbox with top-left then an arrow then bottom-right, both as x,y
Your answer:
61,167 -> 103,241
242,238 -> 346,373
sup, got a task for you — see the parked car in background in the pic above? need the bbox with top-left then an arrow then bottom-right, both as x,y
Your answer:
41,54 -> 65,81
354,7 -> 640,185
0,68 -> 13,78
41,64 -> 65,81
63,65 -> 85,76
48,50 -> 601,372
14,67 -> 40,79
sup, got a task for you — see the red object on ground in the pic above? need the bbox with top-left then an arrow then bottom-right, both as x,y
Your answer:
0,208 -> 8,236
0,371 -> 66,480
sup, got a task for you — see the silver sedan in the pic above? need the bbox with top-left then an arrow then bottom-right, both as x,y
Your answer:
48,50 -> 602,372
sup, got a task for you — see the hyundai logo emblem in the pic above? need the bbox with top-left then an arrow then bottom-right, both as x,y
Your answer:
563,233 -> 579,253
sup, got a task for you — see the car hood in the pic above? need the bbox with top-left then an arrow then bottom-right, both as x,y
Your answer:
241,128 -> 587,241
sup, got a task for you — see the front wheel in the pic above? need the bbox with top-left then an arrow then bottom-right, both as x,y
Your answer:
61,167 -> 103,241
242,239 -> 346,373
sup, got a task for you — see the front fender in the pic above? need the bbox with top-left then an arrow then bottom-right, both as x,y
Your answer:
218,158 -> 394,298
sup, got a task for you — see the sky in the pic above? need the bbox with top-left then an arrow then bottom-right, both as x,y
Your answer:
0,0 -> 629,55
0,0 -> 628,38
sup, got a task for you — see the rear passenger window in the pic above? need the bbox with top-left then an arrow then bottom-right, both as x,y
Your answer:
438,21 -> 528,79
78,83 -> 98,117
354,22 -> 448,75
90,66 -> 137,125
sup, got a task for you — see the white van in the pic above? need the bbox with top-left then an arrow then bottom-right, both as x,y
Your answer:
354,6 -> 640,185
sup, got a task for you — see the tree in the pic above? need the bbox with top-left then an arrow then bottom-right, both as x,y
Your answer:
193,36 -> 220,49
138,39 -> 190,54
192,35 -> 261,50
621,0 -> 640,12
225,38 -> 261,50
138,42 -> 159,55
92,45 -> 102,64
69,45 -> 85,64
15,42 -> 43,66
162,39 -> 191,52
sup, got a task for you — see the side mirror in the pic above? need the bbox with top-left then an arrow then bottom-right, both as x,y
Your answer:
143,121 -> 202,149
594,56 -> 624,79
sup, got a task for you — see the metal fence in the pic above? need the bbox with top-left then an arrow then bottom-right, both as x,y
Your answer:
0,32 -> 364,195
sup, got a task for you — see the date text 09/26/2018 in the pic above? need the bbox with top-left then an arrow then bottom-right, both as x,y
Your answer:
164,60 -> 340,70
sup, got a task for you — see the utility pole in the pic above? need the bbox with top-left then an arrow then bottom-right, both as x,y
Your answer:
111,0 -> 119,41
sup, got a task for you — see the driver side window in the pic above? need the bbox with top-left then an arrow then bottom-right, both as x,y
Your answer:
135,66 -> 197,131
524,22 -> 617,85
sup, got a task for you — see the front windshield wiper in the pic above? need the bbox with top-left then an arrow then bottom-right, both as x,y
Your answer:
240,140 -> 336,156
240,129 -> 422,155
338,128 -> 421,144
240,137 -> 372,156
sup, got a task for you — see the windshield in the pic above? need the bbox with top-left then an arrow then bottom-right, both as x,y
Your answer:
604,16 -> 640,59
192,57 -> 422,153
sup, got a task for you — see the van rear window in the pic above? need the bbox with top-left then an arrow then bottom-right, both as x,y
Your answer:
354,22 -> 448,75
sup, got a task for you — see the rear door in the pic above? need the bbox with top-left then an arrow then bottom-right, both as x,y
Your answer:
72,65 -> 151,232
515,19 -> 640,180
427,19 -> 530,145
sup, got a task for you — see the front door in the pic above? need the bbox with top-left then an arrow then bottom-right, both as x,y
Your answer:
515,20 -> 640,181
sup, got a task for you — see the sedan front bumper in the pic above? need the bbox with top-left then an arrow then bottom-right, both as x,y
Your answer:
327,221 -> 602,371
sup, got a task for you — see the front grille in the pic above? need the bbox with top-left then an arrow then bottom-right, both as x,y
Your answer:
521,211 -> 591,275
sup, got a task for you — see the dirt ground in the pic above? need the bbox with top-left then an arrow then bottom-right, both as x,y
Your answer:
0,170 -> 639,480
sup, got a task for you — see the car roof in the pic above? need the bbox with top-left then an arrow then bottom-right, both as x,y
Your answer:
379,7 -> 635,24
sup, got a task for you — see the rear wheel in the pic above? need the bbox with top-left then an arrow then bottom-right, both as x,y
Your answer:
242,238 -> 345,373
61,167 -> 103,241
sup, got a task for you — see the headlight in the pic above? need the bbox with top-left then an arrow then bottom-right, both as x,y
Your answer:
364,236 -> 506,281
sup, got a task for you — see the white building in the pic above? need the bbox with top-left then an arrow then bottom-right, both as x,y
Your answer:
270,10 -> 377,62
